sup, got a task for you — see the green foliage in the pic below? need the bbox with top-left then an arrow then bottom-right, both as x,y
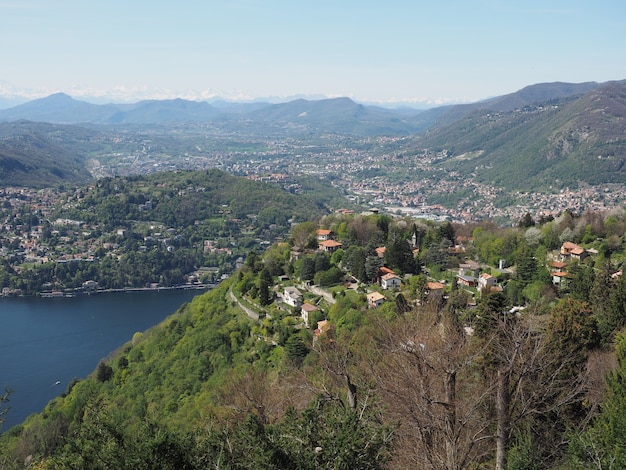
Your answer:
8,210 -> 626,468
284,333 -> 311,366
343,245 -> 366,281
0,169 -> 333,296
48,397 -> 196,470
365,255 -> 382,283
194,398 -> 392,470
515,242 -> 538,287
385,230 -> 418,274
314,267 -> 343,287
96,362 -> 113,383
299,256 -> 316,281
568,332 -> 626,468
473,291 -> 510,337
546,298 -> 600,356
566,262 -> 595,301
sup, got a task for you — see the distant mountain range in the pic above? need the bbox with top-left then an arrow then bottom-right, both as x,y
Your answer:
0,80 -> 624,192
0,81 -> 611,133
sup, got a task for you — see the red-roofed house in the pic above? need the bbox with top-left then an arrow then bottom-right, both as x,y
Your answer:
561,242 -> 587,261
316,229 -> 333,241
551,271 -> 570,285
426,281 -> 445,300
367,291 -> 385,308
319,240 -> 342,253
314,319 -> 332,338
381,273 -> 402,290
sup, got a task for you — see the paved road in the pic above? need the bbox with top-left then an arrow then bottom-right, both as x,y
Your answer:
229,288 -> 259,320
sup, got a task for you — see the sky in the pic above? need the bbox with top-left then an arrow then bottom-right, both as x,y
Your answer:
1,0 -> 625,106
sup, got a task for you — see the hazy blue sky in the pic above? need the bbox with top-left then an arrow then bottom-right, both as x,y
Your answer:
1,0 -> 625,105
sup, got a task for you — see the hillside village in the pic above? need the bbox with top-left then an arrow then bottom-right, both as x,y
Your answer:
2,175 -> 624,304
231,214 -> 624,346
0,178 -> 312,297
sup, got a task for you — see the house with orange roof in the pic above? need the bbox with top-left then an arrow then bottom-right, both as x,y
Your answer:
314,319 -> 332,338
560,241 -> 587,261
426,281 -> 445,300
381,272 -> 402,290
316,229 -> 333,241
380,266 -> 395,275
551,271 -> 570,285
367,291 -> 385,308
319,239 -> 342,253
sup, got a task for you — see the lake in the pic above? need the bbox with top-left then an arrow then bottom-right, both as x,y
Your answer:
0,288 -> 205,431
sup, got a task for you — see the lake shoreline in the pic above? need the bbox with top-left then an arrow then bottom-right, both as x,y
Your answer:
2,283 -> 217,300
1,288 -> 205,431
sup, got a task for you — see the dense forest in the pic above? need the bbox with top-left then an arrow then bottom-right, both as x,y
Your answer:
2,206 -> 626,469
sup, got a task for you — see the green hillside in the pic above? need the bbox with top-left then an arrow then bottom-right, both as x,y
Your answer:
4,208 -> 626,468
55,169 -> 343,228
0,169 -> 348,296
411,81 -> 626,190
0,132 -> 92,188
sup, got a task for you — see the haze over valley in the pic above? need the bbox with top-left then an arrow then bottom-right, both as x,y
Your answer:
1,79 -> 625,225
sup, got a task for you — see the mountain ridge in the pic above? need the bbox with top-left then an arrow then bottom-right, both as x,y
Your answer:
0,81 -> 614,131
0,80 -> 625,193
412,80 -> 626,190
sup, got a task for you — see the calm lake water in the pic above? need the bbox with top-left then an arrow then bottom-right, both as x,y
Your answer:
0,289 -> 204,431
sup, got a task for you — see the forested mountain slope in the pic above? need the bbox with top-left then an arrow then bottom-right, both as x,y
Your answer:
411,80 -> 626,190
0,132 -> 92,188
4,208 -> 626,468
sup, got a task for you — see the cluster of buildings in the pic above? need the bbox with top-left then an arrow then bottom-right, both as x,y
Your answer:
84,128 -> 626,226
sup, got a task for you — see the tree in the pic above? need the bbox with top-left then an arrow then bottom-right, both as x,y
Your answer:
590,263 -> 624,344
524,226 -> 542,246
96,361 -> 113,382
285,333 -> 310,366
395,293 -> 411,315
566,262 -> 595,302
314,251 -> 330,273
515,242 -> 537,287
570,332 -> 626,468
365,255 -> 382,283
475,294 -> 590,469
370,309 -> 491,469
437,221 -> 455,244
518,212 -> 535,228
259,268 -> 273,306
343,245 -> 366,282
299,256 -> 316,281
546,298 -> 600,356
385,230 -> 418,274
289,222 -> 316,248
246,249 -> 261,273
